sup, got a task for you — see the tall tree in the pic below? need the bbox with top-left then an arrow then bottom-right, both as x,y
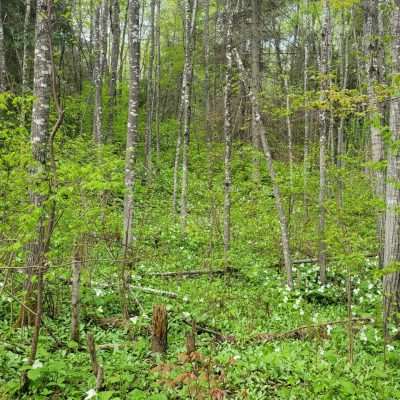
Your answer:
145,0 -> 155,177
122,0 -> 140,318
365,0 -> 385,266
223,0 -> 233,268
234,48 -> 293,289
92,6 -> 103,144
22,0 -> 32,93
108,0 -> 121,140
180,0 -> 198,228
383,0 -> 400,335
0,0 -> 5,91
318,0 -> 330,284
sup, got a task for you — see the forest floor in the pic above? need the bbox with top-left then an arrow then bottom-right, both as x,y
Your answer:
1,257 -> 400,399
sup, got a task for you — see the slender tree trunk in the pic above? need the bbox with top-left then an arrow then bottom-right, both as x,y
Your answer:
145,0 -> 156,178
118,0 -> 129,95
303,0 -> 310,218
0,0 -> 6,91
19,1 -> 52,376
155,0 -> 161,164
383,2 -> 400,334
180,0 -> 198,228
101,0 -> 109,75
234,48 -> 293,289
284,75 -> 293,191
108,0 -> 120,141
250,0 -> 261,182
93,6 -> 103,144
122,0 -> 140,318
318,0 -> 330,284
22,0 -> 32,92
365,0 -> 385,266
223,0 -> 233,269
71,243 -> 82,342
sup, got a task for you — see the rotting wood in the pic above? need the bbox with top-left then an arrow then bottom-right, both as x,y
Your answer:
152,304 -> 168,353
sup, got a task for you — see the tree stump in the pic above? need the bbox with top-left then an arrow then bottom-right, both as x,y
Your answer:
186,320 -> 196,354
151,304 -> 168,353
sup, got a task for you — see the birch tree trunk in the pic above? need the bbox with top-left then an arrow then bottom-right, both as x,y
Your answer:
383,1 -> 400,333
234,48 -> 293,289
318,0 -> 330,284
122,0 -> 140,317
365,0 -> 385,266
145,0 -> 155,178
22,0 -> 32,92
180,0 -> 198,228
108,0 -> 120,141
223,0 -> 233,268
118,0 -> 129,96
155,0 -> 161,163
303,0 -> 310,217
0,0 -> 5,92
93,6 -> 103,144
250,0 -> 261,182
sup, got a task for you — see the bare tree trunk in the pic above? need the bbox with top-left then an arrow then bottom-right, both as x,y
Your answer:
19,1 -> 52,385
71,243 -> 82,343
365,0 -> 385,266
234,48 -> 293,289
223,0 -> 233,269
22,0 -> 32,92
284,75 -> 293,191
145,0 -> 156,178
303,0 -> 310,218
154,0 -> 161,164
318,0 -> 330,284
383,2 -> 400,334
93,6 -> 103,144
108,0 -> 120,141
118,0 -> 129,95
0,0 -> 6,91
250,0 -> 261,182
151,304 -> 168,353
180,0 -> 198,229
101,0 -> 109,75
122,0 -> 140,318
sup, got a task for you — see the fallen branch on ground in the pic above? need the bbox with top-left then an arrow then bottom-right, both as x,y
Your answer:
251,317 -> 374,343
142,267 -> 238,278
182,318 -> 236,343
131,285 -> 179,299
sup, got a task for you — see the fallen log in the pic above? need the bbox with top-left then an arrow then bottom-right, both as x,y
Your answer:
182,319 -> 236,343
252,317 -> 374,343
131,285 -> 179,299
142,267 -> 238,278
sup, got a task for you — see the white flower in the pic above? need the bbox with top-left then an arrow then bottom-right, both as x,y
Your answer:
327,325 -> 333,335
84,389 -> 97,400
299,309 -> 305,316
183,296 -> 189,303
319,348 -> 325,356
312,314 -> 318,323
387,345 -> 395,352
182,311 -> 191,320
360,329 -> 368,342
96,306 -> 103,313
130,316 -> 138,325
32,360 -> 43,369
354,288 -> 360,296
359,296 -> 364,303
94,288 -> 104,297
368,283 -> 373,290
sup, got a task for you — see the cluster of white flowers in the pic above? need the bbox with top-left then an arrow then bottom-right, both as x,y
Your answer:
84,389 -> 97,400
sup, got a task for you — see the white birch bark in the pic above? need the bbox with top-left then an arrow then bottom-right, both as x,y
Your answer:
93,7 -> 103,144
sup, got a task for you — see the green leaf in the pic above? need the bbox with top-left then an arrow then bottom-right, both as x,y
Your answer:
27,368 -> 42,381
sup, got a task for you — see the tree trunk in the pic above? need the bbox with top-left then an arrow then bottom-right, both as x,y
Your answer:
22,0 -> 32,92
318,0 -> 330,284
154,0 -> 161,164
145,0 -> 155,178
223,0 -> 233,269
180,0 -> 198,229
365,0 -> 385,267
234,48 -> 293,289
383,2 -> 400,334
0,0 -> 6,91
122,0 -> 140,318
108,0 -> 120,141
151,304 -> 168,353
93,6 -> 103,144
71,243 -> 82,343
250,0 -> 261,182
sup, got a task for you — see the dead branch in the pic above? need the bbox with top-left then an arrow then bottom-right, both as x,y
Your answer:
131,285 -> 179,298
142,267 -> 238,278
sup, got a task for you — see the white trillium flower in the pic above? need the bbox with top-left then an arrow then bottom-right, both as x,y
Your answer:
327,325 -> 333,335
130,316 -> 139,325
299,309 -> 305,316
32,359 -> 43,369
387,345 -> 395,352
84,389 -> 97,400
